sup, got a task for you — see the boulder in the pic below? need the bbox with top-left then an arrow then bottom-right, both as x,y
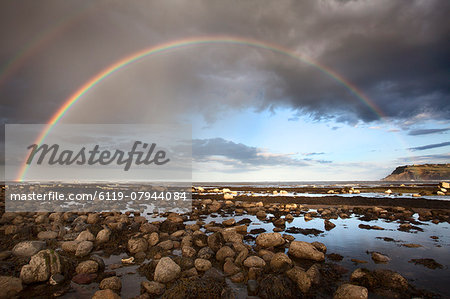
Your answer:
306,264 -> 321,285
197,247 -> 214,260
128,238 -> 148,254
76,260 -> 98,274
194,258 -> 212,271
311,241 -> 327,253
182,246 -> 196,258
87,213 -> 100,224
286,266 -> 311,293
96,228 -> 111,244
371,252 -> 390,263
333,283 -> 368,299
255,233 -> 285,248
154,257 -> 181,283
76,230 -> 95,242
234,247 -> 248,266
37,231 -> 58,240
61,241 -> 79,253
20,249 -> 63,284
270,252 -> 292,272
288,241 -> 325,261
99,276 -> 122,292
75,241 -> 93,257
222,219 -> 236,226
216,246 -> 235,261
207,232 -> 225,252
12,241 -> 45,257
243,256 -> 266,268
92,289 -> 121,299
147,232 -> 159,246
158,240 -> 174,250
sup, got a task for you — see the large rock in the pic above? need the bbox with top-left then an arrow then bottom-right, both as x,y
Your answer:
371,252 -> 390,263
75,241 -> 93,257
128,238 -> 148,254
286,266 -> 311,293
207,232 -> 225,252
154,257 -> 181,283
99,276 -> 122,292
61,241 -> 78,253
243,256 -> 266,268
96,228 -> 111,244
75,260 -> 98,274
197,247 -> 214,260
194,258 -> 212,271
333,283 -> 368,299
147,232 -> 159,246
216,246 -> 235,261
76,230 -> 95,242
37,231 -> 58,240
255,233 -> 285,248
158,240 -> 174,250
20,249 -> 63,284
306,264 -> 321,285
288,241 -> 324,261
0,276 -> 23,299
270,252 -> 293,272
92,289 -> 121,299
12,241 -> 45,257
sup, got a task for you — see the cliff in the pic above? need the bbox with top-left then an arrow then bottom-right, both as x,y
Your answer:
383,164 -> 450,181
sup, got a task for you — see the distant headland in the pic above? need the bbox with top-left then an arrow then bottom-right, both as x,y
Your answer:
383,163 -> 450,181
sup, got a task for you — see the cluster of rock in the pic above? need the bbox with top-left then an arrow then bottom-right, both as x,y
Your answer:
437,181 -> 449,196
0,190 -> 445,298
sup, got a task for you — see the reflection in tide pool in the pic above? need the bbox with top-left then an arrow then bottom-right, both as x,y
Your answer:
192,210 -> 450,296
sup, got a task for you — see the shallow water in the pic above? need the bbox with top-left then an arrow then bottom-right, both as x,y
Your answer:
193,211 -> 450,297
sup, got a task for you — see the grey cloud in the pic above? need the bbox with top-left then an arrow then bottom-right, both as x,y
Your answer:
193,138 -> 309,167
409,141 -> 450,151
0,0 -> 448,126
408,128 -> 450,136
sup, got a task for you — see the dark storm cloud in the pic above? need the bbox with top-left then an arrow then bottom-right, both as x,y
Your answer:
408,128 -> 450,136
193,138 -> 309,167
409,141 -> 450,151
0,0 -> 449,126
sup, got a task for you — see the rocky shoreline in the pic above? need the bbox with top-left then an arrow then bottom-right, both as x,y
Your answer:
0,183 -> 449,298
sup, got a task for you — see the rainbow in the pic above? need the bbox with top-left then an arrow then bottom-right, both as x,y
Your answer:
16,35 -> 388,181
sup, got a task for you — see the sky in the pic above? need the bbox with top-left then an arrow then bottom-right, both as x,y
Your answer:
1,0 -> 449,181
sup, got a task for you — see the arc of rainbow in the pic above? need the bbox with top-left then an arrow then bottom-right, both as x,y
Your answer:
16,35 -> 390,181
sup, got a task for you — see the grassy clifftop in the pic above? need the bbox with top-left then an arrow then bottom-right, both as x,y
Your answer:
383,164 -> 450,181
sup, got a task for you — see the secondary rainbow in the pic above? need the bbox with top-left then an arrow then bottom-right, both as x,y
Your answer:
16,35 -> 386,181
